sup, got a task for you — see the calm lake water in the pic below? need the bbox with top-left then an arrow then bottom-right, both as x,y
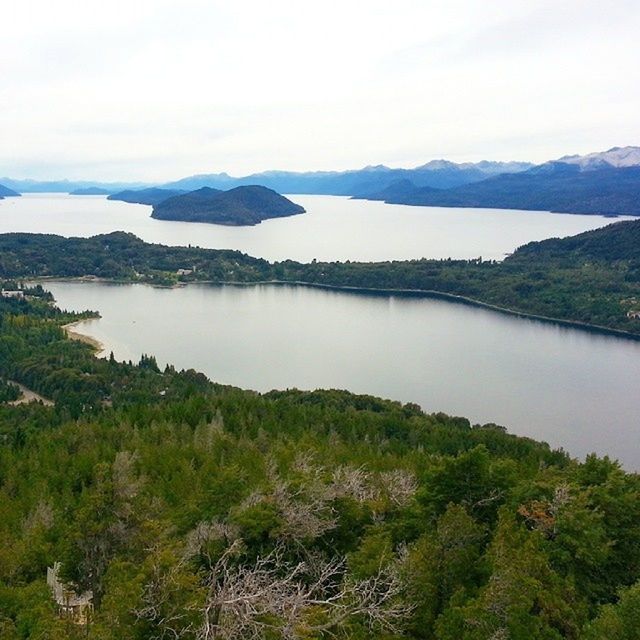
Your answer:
47,281 -> 640,469
0,193 -> 629,262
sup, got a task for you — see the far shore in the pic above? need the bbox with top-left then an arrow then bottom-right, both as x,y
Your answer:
35,276 -> 640,344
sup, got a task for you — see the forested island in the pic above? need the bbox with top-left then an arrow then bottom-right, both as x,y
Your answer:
151,185 -> 306,225
1,217 -> 639,336
1,283 -> 640,638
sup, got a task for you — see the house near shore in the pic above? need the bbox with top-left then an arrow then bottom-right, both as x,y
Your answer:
47,562 -> 93,625
176,266 -> 197,276
1,289 -> 24,299
627,310 -> 640,319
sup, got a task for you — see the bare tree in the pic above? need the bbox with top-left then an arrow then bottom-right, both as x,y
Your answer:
380,469 -> 419,508
193,541 -> 410,640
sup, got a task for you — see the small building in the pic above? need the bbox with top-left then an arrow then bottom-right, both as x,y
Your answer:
627,310 -> 640,319
0,290 -> 24,299
176,268 -> 193,276
47,562 -> 93,625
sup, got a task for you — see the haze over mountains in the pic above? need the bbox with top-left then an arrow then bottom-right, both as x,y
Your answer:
358,147 -> 640,216
1,146 -> 639,216
0,158 -> 535,195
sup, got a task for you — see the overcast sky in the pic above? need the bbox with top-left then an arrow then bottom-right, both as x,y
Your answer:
2,0 -> 639,181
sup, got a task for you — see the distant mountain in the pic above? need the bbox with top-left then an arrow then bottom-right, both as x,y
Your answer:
513,216 -> 640,263
108,188 -> 187,206
163,160 -> 534,195
0,178 -> 152,193
151,186 -> 306,226
367,156 -> 640,216
70,187 -> 112,195
556,146 -> 640,170
353,179 -> 425,202
0,183 -> 20,199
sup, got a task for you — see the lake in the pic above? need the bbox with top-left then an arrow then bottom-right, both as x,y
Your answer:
0,193 -> 628,262
46,280 -> 640,469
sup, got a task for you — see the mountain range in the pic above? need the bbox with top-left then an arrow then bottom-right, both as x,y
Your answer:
357,148 -> 640,216
2,146 -> 640,215
161,160 -> 533,194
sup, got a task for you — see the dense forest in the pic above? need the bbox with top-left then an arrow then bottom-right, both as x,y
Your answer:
1,217 -> 640,335
2,285 -> 640,639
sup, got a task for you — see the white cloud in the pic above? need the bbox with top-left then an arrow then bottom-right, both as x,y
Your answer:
2,0 -> 639,180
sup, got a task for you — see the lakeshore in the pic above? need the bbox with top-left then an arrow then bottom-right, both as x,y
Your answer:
63,319 -> 105,354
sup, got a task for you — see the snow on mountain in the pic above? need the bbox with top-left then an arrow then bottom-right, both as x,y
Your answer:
557,146 -> 640,169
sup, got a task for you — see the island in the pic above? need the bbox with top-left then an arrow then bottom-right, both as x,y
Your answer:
1,216 -> 639,336
69,187 -> 112,196
107,187 -> 187,206
151,185 -> 306,225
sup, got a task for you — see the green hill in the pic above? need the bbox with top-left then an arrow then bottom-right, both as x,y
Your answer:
151,185 -> 306,225
1,286 -> 640,638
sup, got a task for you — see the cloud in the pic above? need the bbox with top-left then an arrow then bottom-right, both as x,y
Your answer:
1,0 -> 639,180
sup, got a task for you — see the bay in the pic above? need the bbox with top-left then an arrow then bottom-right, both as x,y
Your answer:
46,280 -> 640,469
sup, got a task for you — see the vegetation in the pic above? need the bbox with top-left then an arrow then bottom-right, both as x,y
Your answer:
0,378 -> 20,402
367,164 -> 640,216
151,186 -> 306,225
2,291 -> 640,639
1,217 -> 640,335
107,188 -> 187,206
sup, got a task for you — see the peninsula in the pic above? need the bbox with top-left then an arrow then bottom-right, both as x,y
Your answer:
1,216 -> 639,336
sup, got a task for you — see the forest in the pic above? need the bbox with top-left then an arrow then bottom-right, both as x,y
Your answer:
1,281 -> 640,639
1,216 -> 640,335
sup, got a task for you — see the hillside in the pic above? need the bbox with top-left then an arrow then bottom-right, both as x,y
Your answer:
108,187 -> 187,206
69,187 -> 111,195
1,283 -> 640,638
0,183 -> 20,199
163,160 -> 533,194
151,185 -> 306,225
367,150 -> 640,216
1,217 -> 640,335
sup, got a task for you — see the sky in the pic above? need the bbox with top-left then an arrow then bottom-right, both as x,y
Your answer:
2,0 -> 639,181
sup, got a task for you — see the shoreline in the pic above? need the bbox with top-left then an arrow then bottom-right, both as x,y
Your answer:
201,279 -> 640,343
38,276 -> 640,343
63,319 -> 105,354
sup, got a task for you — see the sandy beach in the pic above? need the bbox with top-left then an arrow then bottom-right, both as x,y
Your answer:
63,320 -> 105,355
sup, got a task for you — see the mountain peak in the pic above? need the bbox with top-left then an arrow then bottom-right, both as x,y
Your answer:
557,146 -> 640,170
